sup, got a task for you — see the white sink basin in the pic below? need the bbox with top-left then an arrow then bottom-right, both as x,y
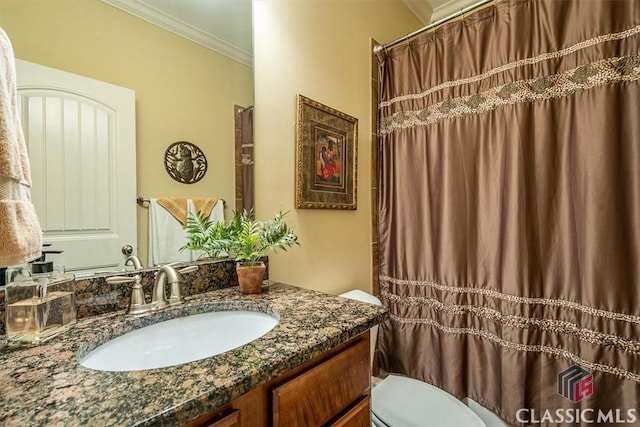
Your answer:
79,310 -> 279,372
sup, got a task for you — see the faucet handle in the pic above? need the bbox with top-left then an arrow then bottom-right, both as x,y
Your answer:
106,275 -> 138,284
106,274 -> 147,315
165,262 -> 197,273
178,265 -> 198,275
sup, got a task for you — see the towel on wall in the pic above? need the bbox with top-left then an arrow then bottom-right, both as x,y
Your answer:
148,198 -> 191,266
157,197 -> 188,225
192,198 -> 218,219
148,198 -> 224,266
157,197 -> 218,226
0,27 -> 42,267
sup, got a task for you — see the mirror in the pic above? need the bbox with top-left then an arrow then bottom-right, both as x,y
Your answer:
0,0 -> 253,272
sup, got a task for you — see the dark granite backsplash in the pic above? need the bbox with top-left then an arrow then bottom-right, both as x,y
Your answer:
0,258 -> 268,335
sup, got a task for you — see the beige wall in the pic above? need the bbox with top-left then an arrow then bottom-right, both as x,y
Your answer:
253,0 -> 425,295
0,0 -> 253,264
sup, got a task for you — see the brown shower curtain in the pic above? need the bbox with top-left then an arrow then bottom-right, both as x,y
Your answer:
377,0 -> 640,425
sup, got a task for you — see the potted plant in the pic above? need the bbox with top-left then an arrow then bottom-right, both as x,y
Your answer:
182,209 -> 299,294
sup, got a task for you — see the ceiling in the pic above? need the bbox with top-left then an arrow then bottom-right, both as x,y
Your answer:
100,0 -> 476,67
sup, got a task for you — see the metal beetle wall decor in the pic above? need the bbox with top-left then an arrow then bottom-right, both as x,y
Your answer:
164,141 -> 208,184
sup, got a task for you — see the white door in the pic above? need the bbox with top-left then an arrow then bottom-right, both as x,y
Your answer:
16,59 -> 137,276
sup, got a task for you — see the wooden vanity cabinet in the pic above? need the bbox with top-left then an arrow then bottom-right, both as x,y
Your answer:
187,332 -> 371,427
202,410 -> 239,427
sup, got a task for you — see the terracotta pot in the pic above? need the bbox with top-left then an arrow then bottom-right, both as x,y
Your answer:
236,262 -> 266,294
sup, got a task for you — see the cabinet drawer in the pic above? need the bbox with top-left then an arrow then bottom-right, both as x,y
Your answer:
330,396 -> 371,427
272,337 -> 370,427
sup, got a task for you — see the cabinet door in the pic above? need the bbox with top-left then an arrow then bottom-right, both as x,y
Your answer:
272,337 -> 369,427
205,409 -> 239,427
330,396 -> 371,427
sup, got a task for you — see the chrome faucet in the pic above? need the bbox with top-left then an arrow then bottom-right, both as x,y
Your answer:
106,263 -> 198,316
124,255 -> 144,270
152,263 -> 199,309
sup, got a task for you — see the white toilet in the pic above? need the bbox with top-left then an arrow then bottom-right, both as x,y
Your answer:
340,290 -> 486,427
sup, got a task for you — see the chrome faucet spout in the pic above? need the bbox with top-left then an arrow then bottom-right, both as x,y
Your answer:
160,265 -> 181,283
107,263 -> 197,316
125,255 -> 144,270
149,263 -> 199,311
151,266 -> 173,309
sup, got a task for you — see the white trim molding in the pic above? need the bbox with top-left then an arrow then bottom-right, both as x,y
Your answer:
401,0 -> 433,24
430,0 -> 482,22
100,0 -> 252,67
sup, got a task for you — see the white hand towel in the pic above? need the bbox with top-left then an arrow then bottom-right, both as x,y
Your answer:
147,198 -> 191,267
0,27 -> 42,267
206,198 -> 225,223
188,198 -> 224,261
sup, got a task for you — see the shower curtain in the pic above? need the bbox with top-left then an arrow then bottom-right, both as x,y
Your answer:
377,0 -> 640,424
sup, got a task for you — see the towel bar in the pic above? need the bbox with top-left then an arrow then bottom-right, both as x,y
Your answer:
136,197 -> 225,207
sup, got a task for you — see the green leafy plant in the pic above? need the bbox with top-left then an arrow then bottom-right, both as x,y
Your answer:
181,209 -> 299,266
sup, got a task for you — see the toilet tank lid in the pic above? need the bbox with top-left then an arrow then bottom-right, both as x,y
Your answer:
339,290 -> 382,306
372,375 -> 487,427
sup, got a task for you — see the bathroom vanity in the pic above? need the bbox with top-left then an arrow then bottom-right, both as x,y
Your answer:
0,281 -> 387,426
190,331 -> 371,427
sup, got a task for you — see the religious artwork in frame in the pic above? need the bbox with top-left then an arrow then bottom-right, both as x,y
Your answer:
295,95 -> 358,210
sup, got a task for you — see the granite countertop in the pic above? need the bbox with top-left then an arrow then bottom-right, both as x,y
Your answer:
0,282 -> 388,426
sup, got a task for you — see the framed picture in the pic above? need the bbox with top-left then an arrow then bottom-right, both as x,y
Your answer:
295,95 -> 358,210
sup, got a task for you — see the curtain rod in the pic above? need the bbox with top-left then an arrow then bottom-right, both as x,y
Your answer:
374,0 -> 494,54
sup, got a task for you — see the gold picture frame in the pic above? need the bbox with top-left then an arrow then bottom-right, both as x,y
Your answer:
295,95 -> 358,210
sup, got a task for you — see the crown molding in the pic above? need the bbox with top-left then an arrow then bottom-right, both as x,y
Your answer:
430,0 -> 479,22
401,0 -> 433,25
100,0 -> 252,67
